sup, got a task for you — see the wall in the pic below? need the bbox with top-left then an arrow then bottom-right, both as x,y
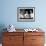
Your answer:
0,0 -> 46,30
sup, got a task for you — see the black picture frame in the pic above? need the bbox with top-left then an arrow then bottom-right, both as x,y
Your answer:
17,7 -> 35,22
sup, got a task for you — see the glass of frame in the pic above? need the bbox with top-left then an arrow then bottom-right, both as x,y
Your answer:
17,7 -> 35,22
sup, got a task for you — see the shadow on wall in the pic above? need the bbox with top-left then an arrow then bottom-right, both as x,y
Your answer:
0,24 -> 7,43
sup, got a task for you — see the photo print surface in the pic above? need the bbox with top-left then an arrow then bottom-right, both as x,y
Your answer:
17,7 -> 35,22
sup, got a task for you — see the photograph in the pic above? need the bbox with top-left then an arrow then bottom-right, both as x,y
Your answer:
17,7 -> 35,22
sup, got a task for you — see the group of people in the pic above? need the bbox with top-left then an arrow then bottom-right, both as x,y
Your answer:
19,9 -> 34,19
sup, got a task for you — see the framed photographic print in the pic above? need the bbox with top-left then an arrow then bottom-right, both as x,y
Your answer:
17,7 -> 35,22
